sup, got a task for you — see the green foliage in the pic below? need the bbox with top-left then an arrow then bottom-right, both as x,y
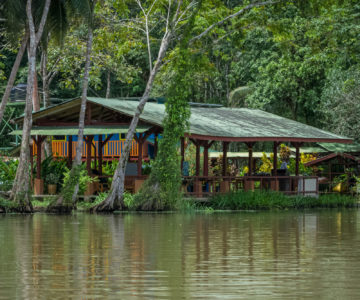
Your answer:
210,190 -> 357,210
77,192 -> 107,210
31,198 -> 53,208
45,173 -> 61,185
134,2 -> 202,210
176,198 -> 199,212
101,160 -> 118,184
0,197 -> 18,212
0,157 -> 18,190
321,68 -> 360,142
41,156 -> 67,186
61,164 -> 95,203
83,191 -> 134,210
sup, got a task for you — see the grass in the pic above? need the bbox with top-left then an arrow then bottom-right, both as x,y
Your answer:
0,197 -> 18,212
76,191 -> 135,211
32,198 -> 53,208
208,191 -> 358,210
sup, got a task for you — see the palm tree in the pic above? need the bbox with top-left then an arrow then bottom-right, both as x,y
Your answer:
0,0 -> 29,125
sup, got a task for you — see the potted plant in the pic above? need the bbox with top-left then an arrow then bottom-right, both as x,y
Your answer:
46,173 -> 60,195
332,174 -> 349,193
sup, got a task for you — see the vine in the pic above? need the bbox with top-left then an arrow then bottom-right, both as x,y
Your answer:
134,3 -> 202,210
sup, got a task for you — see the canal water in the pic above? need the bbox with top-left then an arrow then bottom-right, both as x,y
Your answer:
0,210 -> 359,299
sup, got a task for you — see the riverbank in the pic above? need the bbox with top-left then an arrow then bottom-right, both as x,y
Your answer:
0,191 -> 358,213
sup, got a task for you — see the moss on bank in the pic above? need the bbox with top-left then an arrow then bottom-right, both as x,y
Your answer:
0,197 -> 18,212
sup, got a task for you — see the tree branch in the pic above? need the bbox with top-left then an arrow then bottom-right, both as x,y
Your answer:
35,0 -> 51,44
190,0 -> 278,43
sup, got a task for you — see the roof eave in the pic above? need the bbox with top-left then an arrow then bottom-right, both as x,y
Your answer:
185,133 -> 353,144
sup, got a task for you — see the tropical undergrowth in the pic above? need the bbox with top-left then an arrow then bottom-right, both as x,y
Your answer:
47,164 -> 94,212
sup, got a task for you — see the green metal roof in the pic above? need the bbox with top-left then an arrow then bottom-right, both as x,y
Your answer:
317,142 -> 360,153
87,97 -> 351,143
290,146 -> 328,153
10,125 -> 151,136
12,97 -> 352,143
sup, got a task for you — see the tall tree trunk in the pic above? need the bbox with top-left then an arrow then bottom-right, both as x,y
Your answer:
0,31 -> 29,125
41,49 -> 51,108
11,0 -> 51,212
106,70 -> 111,99
48,8 -> 94,212
92,31 -> 172,212
71,23 -> 93,202
41,48 -> 52,156
32,71 -> 40,111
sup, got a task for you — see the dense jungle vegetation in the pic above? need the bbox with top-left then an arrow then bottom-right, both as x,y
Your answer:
1,0 -> 360,146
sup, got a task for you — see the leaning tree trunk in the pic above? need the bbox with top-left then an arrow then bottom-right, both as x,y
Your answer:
41,48 -> 52,156
0,31 -> 29,125
11,0 -> 51,212
70,24 -> 94,202
48,16 -> 94,212
91,32 -> 172,213
106,70 -> 111,99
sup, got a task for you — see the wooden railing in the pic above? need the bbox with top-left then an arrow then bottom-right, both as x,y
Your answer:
182,175 -> 319,197
33,140 -> 139,158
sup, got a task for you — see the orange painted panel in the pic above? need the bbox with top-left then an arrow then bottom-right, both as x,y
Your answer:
33,139 -> 140,158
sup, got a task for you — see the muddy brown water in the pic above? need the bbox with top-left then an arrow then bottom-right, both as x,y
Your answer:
0,210 -> 359,299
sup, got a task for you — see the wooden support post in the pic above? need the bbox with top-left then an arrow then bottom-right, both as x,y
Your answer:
222,142 -> 229,176
291,142 -> 303,177
34,136 -> 45,195
295,145 -> 300,176
137,135 -> 143,176
35,137 -> 44,179
86,136 -> 94,176
181,137 -> 185,174
92,141 -> 97,171
29,144 -> 33,188
203,142 -> 209,177
68,136 -> 73,167
246,142 -> 254,175
99,135 -> 103,176
154,133 -> 158,158
86,103 -> 92,124
273,142 -> 278,176
195,142 -> 200,176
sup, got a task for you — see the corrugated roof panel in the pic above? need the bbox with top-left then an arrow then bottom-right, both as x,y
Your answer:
15,97 -> 352,143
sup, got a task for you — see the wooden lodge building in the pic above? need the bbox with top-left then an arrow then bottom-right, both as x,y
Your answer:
11,97 -> 352,197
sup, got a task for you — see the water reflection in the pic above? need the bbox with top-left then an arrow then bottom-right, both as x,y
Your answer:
0,210 -> 359,299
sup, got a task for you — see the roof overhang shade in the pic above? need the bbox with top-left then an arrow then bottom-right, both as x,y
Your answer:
305,153 -> 359,167
13,97 -> 352,144
209,152 -> 294,158
9,125 -> 151,136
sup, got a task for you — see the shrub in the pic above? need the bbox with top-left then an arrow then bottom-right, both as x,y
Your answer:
62,164 -> 96,195
0,158 -> 18,191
